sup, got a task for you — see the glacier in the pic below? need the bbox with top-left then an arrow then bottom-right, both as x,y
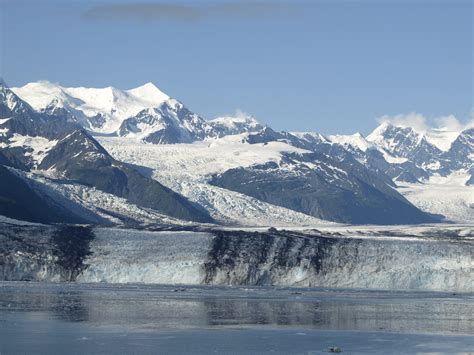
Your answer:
1,223 -> 472,292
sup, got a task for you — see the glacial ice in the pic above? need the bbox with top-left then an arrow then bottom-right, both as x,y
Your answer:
1,224 -> 471,292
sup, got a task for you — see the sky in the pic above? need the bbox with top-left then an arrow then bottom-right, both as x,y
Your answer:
0,0 -> 472,135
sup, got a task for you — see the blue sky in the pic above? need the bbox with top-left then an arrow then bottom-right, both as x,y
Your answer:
1,0 -> 472,134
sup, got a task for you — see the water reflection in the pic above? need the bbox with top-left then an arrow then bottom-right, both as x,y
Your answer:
1,283 -> 472,335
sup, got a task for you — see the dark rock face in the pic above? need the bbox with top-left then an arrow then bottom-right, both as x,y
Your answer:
210,152 -> 438,225
0,80 -> 33,118
467,172 -> 474,186
51,226 -> 95,281
0,165 -> 88,224
144,125 -> 193,144
245,127 -> 291,145
203,229 -> 345,285
0,224 -> 96,282
443,128 -> 474,174
88,113 -> 107,129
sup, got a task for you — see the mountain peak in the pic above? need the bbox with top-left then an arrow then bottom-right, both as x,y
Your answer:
136,82 -> 158,90
0,80 -> 33,116
127,82 -> 170,104
10,81 -> 174,134
329,132 -> 372,152
367,121 -> 392,136
366,120 -> 411,143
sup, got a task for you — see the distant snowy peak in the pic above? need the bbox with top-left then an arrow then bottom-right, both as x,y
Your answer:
367,121 -> 443,160
119,108 -> 267,144
366,121 -> 418,150
358,121 -> 474,184
367,120 -> 462,153
12,81 -> 171,134
448,128 -> 474,166
118,99 -> 211,144
291,131 -> 330,145
0,80 -> 33,117
328,132 -> 372,152
208,114 -> 263,137
125,82 -> 170,104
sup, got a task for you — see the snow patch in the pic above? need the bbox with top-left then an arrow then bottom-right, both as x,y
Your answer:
8,134 -> 58,166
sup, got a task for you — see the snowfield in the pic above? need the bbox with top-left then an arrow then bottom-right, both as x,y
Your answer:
8,134 -> 58,167
99,134 -> 308,180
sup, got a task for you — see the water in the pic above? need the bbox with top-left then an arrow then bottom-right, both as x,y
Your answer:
0,282 -> 473,354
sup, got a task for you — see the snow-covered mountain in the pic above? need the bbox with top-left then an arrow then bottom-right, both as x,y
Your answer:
3,79 -> 472,225
12,81 -> 170,133
366,122 -> 446,170
324,122 -> 473,222
313,120 -> 472,185
12,81 -> 265,145
118,101 -> 206,143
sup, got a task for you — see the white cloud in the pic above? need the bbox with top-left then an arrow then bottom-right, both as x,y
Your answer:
377,112 -> 473,133
377,112 -> 428,133
233,109 -> 252,119
214,109 -> 256,121
435,115 -> 464,132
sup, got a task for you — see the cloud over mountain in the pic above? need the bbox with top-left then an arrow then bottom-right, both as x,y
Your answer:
377,112 -> 474,133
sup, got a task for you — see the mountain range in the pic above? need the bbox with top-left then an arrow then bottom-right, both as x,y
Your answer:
1,80 -> 472,226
